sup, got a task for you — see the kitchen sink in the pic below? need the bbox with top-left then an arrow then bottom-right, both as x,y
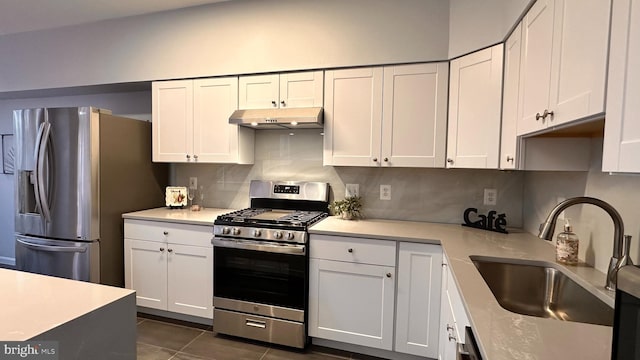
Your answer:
470,256 -> 613,326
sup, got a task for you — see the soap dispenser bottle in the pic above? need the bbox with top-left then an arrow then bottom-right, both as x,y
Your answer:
556,218 -> 579,264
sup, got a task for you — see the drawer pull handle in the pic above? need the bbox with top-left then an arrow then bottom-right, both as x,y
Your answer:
447,324 -> 454,332
386,272 -> 392,278
347,248 -> 353,253
246,319 -> 266,329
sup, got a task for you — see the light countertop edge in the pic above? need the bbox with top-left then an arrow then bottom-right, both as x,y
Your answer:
309,216 -> 614,360
122,207 -> 234,226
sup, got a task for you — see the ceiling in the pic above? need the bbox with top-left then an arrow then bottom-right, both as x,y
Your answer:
0,0 -> 231,36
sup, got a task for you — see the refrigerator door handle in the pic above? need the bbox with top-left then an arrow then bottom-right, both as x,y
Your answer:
33,122 -> 45,216
16,238 -> 88,253
36,121 -> 52,223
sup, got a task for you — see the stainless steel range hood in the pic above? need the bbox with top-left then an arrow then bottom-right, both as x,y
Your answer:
229,107 -> 323,129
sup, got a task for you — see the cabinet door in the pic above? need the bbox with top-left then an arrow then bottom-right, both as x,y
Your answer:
323,68 -> 383,166
395,243 -> 442,358
500,23 -> 522,170
194,77 -> 254,164
124,238 -> 167,310
280,71 -> 323,108
309,259 -> 394,350
548,0 -> 609,127
517,0 -> 554,136
603,0 -> 640,172
238,74 -> 280,109
152,80 -> 194,162
167,244 -> 214,319
382,63 -> 448,168
447,44 -> 503,169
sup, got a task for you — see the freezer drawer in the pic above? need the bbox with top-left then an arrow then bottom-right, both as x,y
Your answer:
15,235 -> 100,283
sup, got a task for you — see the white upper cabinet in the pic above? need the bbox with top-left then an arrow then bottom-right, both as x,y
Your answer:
517,0 -> 610,136
603,0 -> 640,173
238,70 -> 323,109
152,80 -> 194,163
447,44 -> 504,169
324,63 -> 448,167
500,23 -> 523,170
152,77 -> 254,164
382,63 -> 448,168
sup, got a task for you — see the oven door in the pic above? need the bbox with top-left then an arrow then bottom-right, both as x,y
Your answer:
212,237 -> 308,320
612,265 -> 640,360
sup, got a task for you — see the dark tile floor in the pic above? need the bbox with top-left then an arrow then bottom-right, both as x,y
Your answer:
136,315 -> 384,360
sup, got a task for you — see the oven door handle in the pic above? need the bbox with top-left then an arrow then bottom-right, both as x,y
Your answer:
212,238 -> 306,255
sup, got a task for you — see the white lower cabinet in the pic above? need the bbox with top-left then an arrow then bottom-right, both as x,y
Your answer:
439,256 -> 470,360
124,219 -> 214,319
309,235 -> 442,357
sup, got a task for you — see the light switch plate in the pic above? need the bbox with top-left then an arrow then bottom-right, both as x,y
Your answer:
189,177 -> 198,190
345,184 -> 359,198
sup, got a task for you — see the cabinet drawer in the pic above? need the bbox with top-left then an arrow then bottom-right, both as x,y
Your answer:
124,219 -> 213,247
310,235 -> 396,266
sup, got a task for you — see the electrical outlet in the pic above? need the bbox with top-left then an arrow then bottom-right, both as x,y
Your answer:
380,185 -> 391,200
189,177 -> 198,190
484,188 -> 497,206
345,184 -> 359,198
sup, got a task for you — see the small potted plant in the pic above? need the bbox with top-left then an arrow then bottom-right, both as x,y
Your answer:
329,196 -> 363,220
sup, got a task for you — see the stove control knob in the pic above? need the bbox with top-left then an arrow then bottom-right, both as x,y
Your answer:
232,228 -> 241,236
253,229 -> 262,237
285,232 -> 295,240
222,227 -> 231,235
273,231 -> 283,239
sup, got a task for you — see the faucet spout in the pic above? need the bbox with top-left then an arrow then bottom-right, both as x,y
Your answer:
537,196 -> 629,291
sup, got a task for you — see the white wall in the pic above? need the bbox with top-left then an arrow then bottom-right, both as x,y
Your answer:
0,0 -> 450,92
523,138 -> 640,276
0,92 -> 152,264
448,0 -> 531,58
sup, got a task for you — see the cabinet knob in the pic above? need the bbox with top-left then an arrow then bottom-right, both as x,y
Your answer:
281,100 -> 286,107
448,334 -> 457,342
347,248 -> 353,253
386,273 -> 392,278
545,109 -> 554,119
373,158 -> 378,163
186,154 -> 191,159
193,154 -> 198,160
272,100 -> 277,107
167,248 -> 173,253
447,158 -> 454,164
506,156 -> 514,162
447,324 -> 455,332
163,231 -> 169,235
159,247 -> 165,252
383,158 -> 389,162
535,112 -> 544,121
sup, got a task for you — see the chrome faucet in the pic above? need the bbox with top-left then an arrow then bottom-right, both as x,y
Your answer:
538,196 -> 631,291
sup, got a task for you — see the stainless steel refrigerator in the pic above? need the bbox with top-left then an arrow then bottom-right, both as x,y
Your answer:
14,106 -> 168,286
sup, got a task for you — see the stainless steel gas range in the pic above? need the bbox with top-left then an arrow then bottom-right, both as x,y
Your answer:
211,180 -> 329,348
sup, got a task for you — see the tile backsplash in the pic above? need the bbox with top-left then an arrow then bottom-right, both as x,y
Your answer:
174,129 -> 524,227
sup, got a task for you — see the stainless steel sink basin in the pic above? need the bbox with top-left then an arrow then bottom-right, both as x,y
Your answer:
470,256 -> 613,326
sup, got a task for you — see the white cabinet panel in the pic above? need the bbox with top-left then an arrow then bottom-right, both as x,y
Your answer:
382,63 -> 448,167
323,67 -> 383,166
124,238 -> 167,310
152,80 -> 193,162
518,0 -> 610,136
239,71 -> 323,109
447,44 -> 503,169
395,242 -> 442,358
167,243 -> 214,318
309,258 -> 395,350
603,0 -> 640,172
500,23 -> 522,170
124,220 -> 214,320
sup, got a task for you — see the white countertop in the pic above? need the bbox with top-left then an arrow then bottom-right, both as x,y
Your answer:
121,208 -> 614,359
310,217 -> 614,360
122,207 -> 234,225
0,269 -> 134,341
